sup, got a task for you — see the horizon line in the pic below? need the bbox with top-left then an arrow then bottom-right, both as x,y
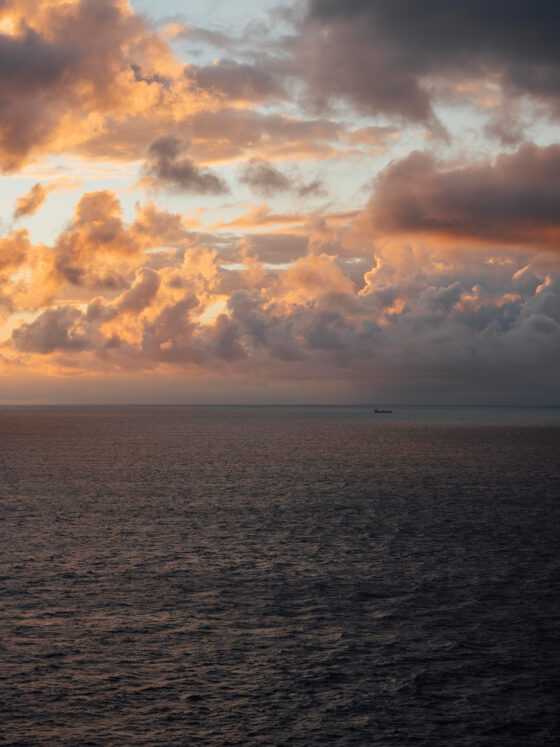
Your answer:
1,403 -> 560,408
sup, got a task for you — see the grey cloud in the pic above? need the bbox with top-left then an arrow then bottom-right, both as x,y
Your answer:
299,0 -> 560,124
131,64 -> 171,89
187,59 -> 285,102
191,109 -> 341,161
211,314 -> 247,361
298,180 -> 325,197
0,24 -> 76,90
237,233 -> 309,263
174,24 -> 232,49
12,307 -> 91,354
115,268 -> 160,315
141,294 -> 202,363
144,137 -> 229,194
483,110 -> 528,147
239,159 -> 326,198
229,290 -> 306,362
84,268 -> 160,325
239,159 -> 291,195
366,143 -> 560,246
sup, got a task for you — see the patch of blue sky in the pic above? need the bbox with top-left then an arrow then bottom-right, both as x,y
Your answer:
131,0 -> 282,35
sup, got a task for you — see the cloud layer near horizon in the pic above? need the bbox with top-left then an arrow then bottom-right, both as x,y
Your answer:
0,0 -> 559,403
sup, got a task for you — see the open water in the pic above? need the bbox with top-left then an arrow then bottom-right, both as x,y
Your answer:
1,406 -> 559,745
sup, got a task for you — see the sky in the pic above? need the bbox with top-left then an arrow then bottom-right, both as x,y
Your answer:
0,0 -> 559,404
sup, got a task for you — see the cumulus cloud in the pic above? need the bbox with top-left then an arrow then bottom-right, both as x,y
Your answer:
12,306 -> 92,354
0,0 -> 224,169
4,187 -> 558,400
114,267 -> 161,315
2,0 -> 560,403
3,191 -> 196,303
6,234 -> 560,400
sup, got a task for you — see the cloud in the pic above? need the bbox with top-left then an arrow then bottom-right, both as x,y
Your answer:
4,210 -> 560,401
143,136 -> 229,194
169,22 -> 233,50
38,191 -> 195,294
2,1 -> 560,402
236,234 -> 309,263
186,59 -> 285,103
114,267 -> 160,315
12,178 -> 81,221
298,0 -> 560,125
213,205 -> 309,230
239,159 -> 292,195
4,185 -> 556,403
0,0 -> 219,169
0,2 -> 339,172
239,158 -> 326,198
483,110 -> 528,147
12,183 -> 49,220
0,2 -> 352,169
343,125 -> 400,148
364,143 -> 560,247
190,109 -> 342,163
12,306 -> 92,354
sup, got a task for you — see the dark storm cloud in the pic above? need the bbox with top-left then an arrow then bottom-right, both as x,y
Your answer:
300,0 -> 560,123
366,143 -> 560,245
144,137 -> 229,195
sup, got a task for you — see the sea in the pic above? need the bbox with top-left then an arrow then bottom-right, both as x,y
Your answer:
1,405 -> 559,746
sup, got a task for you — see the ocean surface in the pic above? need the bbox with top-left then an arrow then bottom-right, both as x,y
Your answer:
1,405 -> 559,746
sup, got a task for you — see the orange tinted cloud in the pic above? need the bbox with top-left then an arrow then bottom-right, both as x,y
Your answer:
12,183 -> 50,220
0,0 -> 218,169
2,1 -> 560,402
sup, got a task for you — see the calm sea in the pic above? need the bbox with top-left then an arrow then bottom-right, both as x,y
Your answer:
1,406 -> 559,745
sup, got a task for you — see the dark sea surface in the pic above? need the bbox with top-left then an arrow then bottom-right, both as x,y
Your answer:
1,405 -> 560,746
